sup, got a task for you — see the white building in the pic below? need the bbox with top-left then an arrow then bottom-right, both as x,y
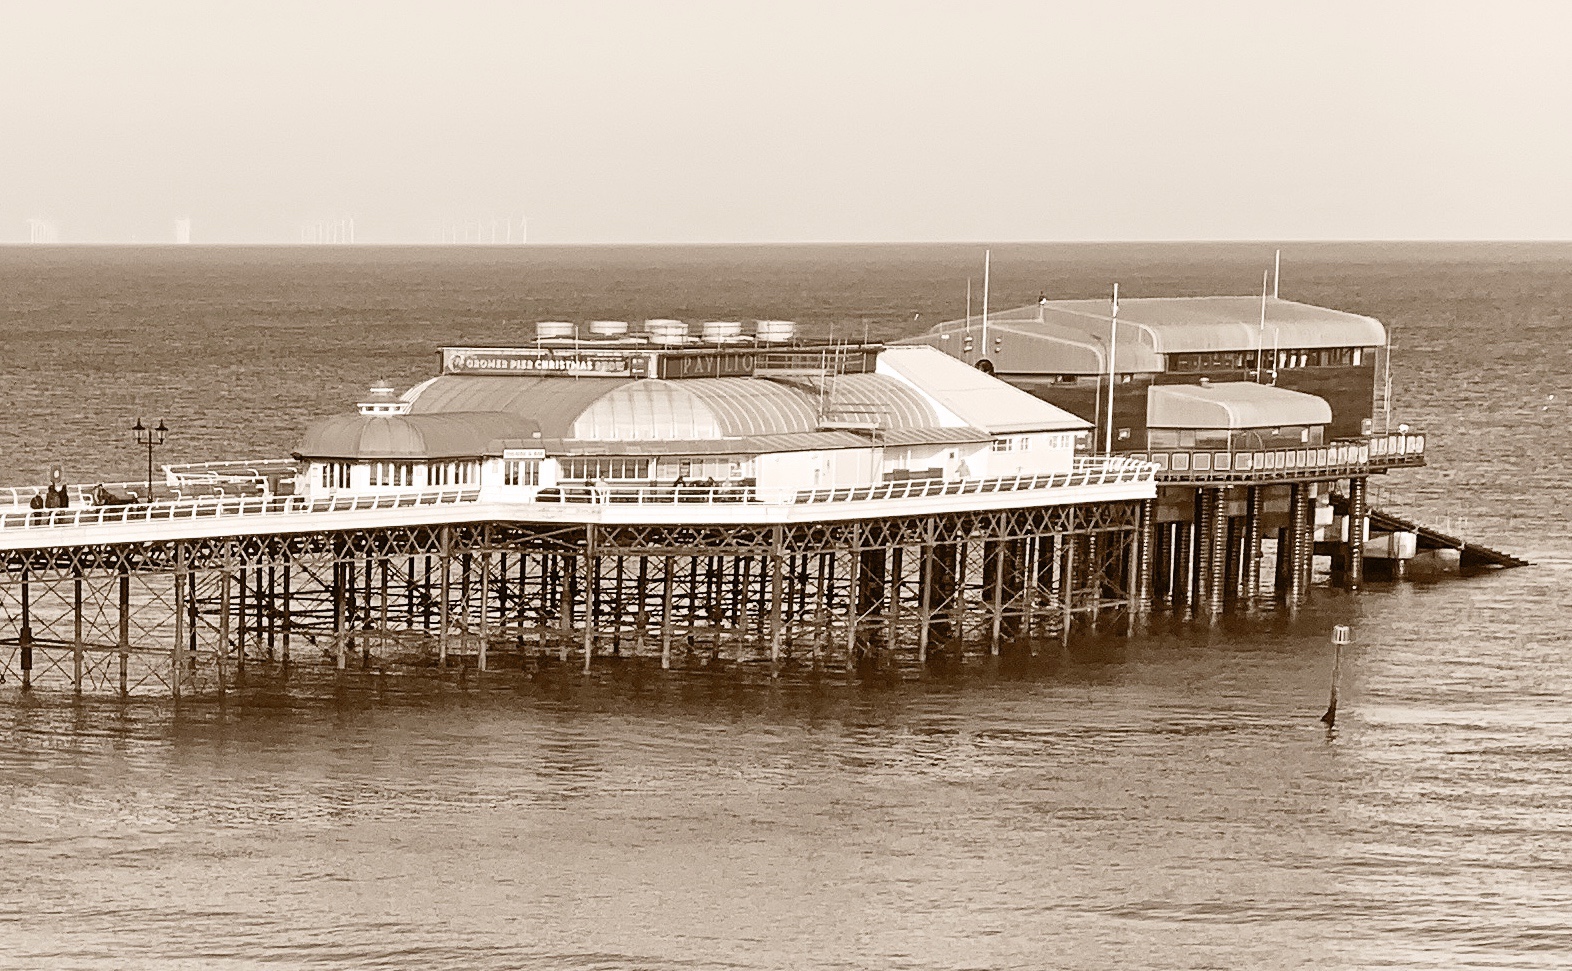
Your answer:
295,332 -> 1090,504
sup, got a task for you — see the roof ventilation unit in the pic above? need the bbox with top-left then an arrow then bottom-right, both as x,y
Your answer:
588,320 -> 629,338
701,320 -> 743,343
535,320 -> 574,340
646,319 -> 689,345
755,319 -> 796,343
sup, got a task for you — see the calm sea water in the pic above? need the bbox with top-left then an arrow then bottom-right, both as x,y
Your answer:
2,243 -> 1570,970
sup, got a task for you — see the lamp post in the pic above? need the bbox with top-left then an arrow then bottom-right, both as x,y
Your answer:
132,418 -> 168,500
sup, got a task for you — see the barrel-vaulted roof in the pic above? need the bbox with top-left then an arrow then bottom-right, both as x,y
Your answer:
297,412 -> 541,460
404,376 -> 629,438
1147,382 -> 1333,430
571,378 -> 817,440
301,358 -> 982,460
1028,296 -> 1385,353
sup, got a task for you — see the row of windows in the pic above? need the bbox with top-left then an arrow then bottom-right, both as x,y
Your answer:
1168,347 -> 1364,372
371,462 -> 416,487
324,461 -> 476,488
990,436 -> 1034,452
559,457 -> 650,481
429,461 -> 479,486
1147,426 -> 1326,449
323,455 -> 781,488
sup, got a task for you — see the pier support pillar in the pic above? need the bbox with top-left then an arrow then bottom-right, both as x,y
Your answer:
118,562 -> 130,698
769,526 -> 786,676
72,570 -> 84,696
582,529 -> 598,674
478,548 -> 491,672
921,539 -> 958,661
332,543 -> 348,671
1287,485 -> 1308,604
1135,498 -> 1156,614
986,538 -> 1005,655
19,569 -> 32,692
1243,486 -> 1263,606
173,544 -> 186,700
1059,534 -> 1076,647
1194,490 -> 1212,611
1347,476 -> 1368,591
1207,487 -> 1228,616
438,526 -> 452,666
1175,521 -> 1194,616
660,555 -> 674,670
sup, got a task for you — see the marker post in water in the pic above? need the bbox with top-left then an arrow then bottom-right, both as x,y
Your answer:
1322,624 -> 1351,727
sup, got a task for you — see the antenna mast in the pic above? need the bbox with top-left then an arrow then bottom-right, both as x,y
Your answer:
1104,283 -> 1119,455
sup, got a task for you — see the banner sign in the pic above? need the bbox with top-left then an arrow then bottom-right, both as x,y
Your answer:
501,448 -> 546,460
655,347 -> 878,380
441,347 -> 646,377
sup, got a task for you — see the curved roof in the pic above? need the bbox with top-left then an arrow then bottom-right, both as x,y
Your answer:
909,296 -> 1385,375
820,373 -> 944,430
1147,382 -> 1333,430
572,378 -> 820,440
405,376 -> 630,437
298,412 -> 541,460
401,371 -> 945,444
1036,296 -> 1384,353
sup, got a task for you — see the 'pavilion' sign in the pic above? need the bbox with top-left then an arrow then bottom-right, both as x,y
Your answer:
440,347 -> 647,377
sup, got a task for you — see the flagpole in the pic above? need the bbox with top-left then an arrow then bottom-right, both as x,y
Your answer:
1257,269 -> 1269,383
981,249 -> 991,363
1104,283 -> 1119,455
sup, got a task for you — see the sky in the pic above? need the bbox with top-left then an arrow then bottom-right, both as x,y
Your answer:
4,0 -> 1571,244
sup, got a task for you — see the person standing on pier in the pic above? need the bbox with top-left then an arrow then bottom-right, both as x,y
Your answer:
43,467 -> 70,509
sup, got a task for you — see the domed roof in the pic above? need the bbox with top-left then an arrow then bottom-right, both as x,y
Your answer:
297,411 -> 540,460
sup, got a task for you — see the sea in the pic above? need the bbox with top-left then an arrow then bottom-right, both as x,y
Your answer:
1,242 -> 1569,970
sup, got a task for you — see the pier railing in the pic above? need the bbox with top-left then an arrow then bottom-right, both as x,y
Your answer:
0,457 -> 1155,535
1131,432 -> 1425,484
0,488 -> 480,531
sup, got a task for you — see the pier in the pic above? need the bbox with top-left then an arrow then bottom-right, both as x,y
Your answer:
0,307 -> 1523,698
1,465 -> 1157,696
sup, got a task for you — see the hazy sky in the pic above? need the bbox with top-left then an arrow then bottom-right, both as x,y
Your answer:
5,0 -> 1570,244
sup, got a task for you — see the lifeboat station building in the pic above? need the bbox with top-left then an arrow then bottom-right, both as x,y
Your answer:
907,295 -> 1429,606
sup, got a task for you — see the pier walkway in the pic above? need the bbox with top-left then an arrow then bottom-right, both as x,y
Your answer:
1,458 -> 1154,552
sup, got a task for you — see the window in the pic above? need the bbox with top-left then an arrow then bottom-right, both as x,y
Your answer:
504,458 -> 540,487
1117,427 -> 1131,441
371,461 -> 414,487
991,438 -> 1013,452
1017,436 -> 1031,450
320,462 -> 350,489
